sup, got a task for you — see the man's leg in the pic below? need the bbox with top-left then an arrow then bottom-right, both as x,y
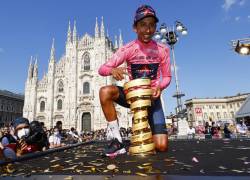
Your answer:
99,85 -> 122,142
148,98 -> 168,152
153,134 -> 168,152
99,85 -> 128,156
99,85 -> 120,121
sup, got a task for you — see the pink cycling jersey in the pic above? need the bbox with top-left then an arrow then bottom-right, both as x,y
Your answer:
98,39 -> 171,90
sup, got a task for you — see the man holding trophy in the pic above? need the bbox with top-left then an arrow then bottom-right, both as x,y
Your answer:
98,4 -> 171,157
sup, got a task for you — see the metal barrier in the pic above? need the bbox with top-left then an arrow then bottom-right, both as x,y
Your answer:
0,141 -> 94,166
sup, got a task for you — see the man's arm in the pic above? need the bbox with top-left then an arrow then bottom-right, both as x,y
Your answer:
159,47 -> 171,90
98,47 -> 128,76
1,137 -> 9,146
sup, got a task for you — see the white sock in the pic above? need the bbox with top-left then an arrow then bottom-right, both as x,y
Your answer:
108,120 -> 122,143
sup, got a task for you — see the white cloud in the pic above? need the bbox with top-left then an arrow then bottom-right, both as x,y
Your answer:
235,16 -> 240,21
239,0 -> 246,6
222,0 -> 237,11
0,48 -> 4,53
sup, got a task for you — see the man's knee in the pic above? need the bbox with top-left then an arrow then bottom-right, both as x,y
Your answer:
155,143 -> 167,152
99,86 -> 119,100
153,134 -> 168,152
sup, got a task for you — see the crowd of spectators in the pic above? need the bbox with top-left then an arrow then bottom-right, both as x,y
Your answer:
0,118 -> 133,161
168,119 -> 249,139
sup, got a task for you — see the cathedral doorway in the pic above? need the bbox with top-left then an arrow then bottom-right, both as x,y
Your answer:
82,112 -> 91,131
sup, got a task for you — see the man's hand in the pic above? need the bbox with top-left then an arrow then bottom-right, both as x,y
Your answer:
16,139 -> 28,156
152,86 -> 161,100
19,139 -> 28,152
111,67 -> 127,81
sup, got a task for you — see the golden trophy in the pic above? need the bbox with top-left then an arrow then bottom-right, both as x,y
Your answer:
124,78 -> 155,155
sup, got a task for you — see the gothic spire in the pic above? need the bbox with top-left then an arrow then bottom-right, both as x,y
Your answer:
28,56 -> 33,79
118,29 -> 123,48
67,21 -> 72,43
106,28 -> 109,38
50,38 -> 55,62
114,35 -> 118,49
95,17 -> 99,38
33,57 -> 38,78
100,16 -> 105,38
73,20 -> 77,42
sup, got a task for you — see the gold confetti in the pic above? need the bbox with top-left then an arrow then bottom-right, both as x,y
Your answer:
44,168 -> 52,172
232,169 -> 244,173
136,172 -> 148,176
64,176 -> 73,180
83,165 -> 95,168
137,165 -> 144,169
107,164 -> 116,170
51,164 -> 60,168
65,160 -> 73,163
218,166 -> 227,170
91,167 -> 96,172
75,169 -> 83,173
84,170 -> 91,173
124,160 -> 136,163
5,164 -> 15,173
88,162 -> 104,166
142,163 -> 151,166
123,170 -> 131,173
62,165 -> 78,170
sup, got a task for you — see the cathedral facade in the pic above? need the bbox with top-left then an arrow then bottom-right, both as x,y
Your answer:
23,17 -> 131,132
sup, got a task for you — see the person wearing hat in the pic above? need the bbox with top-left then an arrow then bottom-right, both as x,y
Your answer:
99,5 -> 171,156
13,117 -> 39,156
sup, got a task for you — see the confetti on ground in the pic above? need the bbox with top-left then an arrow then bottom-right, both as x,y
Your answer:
232,169 -> 244,173
2,140 -> 250,176
200,169 -> 205,173
218,166 -> 227,170
64,176 -> 73,180
107,164 -> 116,170
136,172 -> 148,176
192,157 -> 199,163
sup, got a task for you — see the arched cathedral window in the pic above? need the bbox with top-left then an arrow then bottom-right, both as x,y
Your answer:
58,80 -> 64,92
83,82 -> 90,94
57,99 -> 62,110
83,52 -> 90,70
40,101 -> 45,112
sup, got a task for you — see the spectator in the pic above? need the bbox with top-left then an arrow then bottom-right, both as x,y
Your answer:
49,127 -> 64,148
13,117 -> 39,157
196,124 -> 205,135
187,125 -> 195,139
236,120 -> 248,136
25,121 -> 49,151
0,126 -> 17,160
224,123 -> 232,138
204,122 -> 212,139
68,127 -> 82,143
55,121 -> 62,135
211,122 -> 220,138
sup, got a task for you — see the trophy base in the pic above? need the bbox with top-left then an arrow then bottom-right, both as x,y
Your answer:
129,142 -> 155,155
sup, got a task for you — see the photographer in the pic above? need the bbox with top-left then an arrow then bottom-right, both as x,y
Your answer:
13,117 -> 39,157
25,120 -> 49,151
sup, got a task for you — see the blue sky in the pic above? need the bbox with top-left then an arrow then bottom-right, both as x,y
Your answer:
0,0 -> 249,115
